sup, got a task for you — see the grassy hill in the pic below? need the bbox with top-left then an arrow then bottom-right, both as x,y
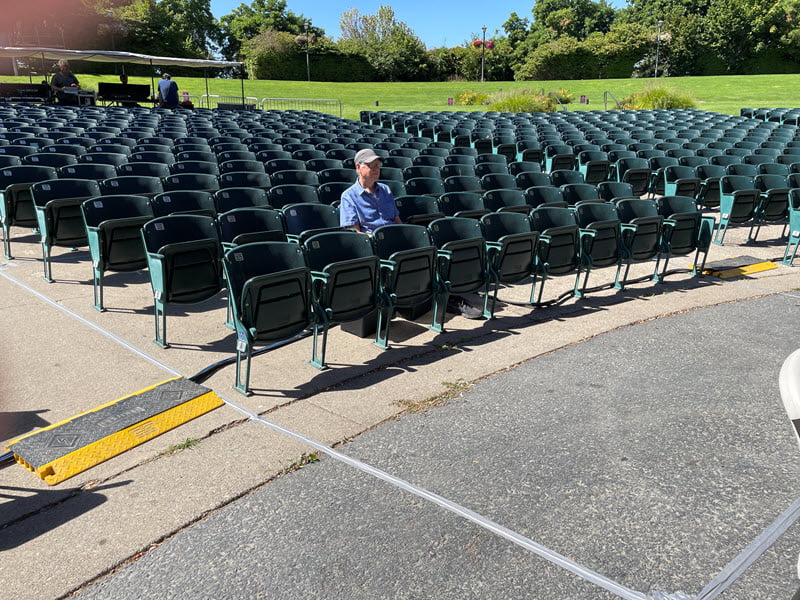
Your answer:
3,73 -> 799,120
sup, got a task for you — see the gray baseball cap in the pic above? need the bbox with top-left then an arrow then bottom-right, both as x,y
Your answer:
354,148 -> 381,165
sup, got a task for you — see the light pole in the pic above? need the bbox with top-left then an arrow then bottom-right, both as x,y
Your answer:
654,20 -> 663,78
480,26 -> 487,83
304,22 -> 311,82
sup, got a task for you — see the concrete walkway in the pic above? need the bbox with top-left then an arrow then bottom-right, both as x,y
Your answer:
1,219 -> 800,599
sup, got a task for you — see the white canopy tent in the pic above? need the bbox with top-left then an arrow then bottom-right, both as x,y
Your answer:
0,47 -> 245,104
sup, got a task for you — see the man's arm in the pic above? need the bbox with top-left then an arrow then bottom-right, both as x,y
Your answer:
339,188 -> 362,232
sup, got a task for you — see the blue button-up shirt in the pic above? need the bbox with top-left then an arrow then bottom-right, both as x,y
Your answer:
339,181 -> 399,234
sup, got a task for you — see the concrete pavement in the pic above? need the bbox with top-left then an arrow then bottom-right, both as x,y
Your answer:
1,217 -> 800,599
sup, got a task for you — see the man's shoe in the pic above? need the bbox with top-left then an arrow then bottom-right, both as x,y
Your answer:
446,296 -> 483,319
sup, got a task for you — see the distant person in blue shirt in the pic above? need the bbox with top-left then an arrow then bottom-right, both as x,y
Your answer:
157,73 -> 179,108
339,148 -> 401,234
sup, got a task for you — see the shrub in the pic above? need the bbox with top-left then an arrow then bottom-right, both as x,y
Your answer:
619,85 -> 696,110
553,87 -> 574,104
486,89 -> 557,113
457,90 -> 489,105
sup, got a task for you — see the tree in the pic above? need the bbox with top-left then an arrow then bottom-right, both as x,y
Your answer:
701,0 -> 771,72
531,0 -> 615,39
217,0 -> 311,60
161,0 -> 219,56
338,6 -> 428,81
109,0 -> 218,61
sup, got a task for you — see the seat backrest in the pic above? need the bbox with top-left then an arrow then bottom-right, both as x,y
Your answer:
757,162 -> 788,175
480,211 -> 534,242
317,167 -> 356,184
710,154 -> 743,167
117,161 -> 171,178
402,165 -> 440,180
525,185 -> 566,207
530,205 -> 579,230
437,191 -> 484,216
218,170 -> 271,189
100,175 -> 164,197
269,184 -> 319,208
615,197 -> 660,223
404,177 -> 445,197
616,157 -> 650,175
574,201 -> 619,227
303,230 -> 375,270
648,156 -> 679,170
175,150 -> 216,163
223,241 -> 309,327
213,187 -> 270,212
427,216 -> 484,248
162,172 -> 220,192
0,164 -> 58,188
474,161 -> 509,178
726,163 -> 758,177
217,208 -> 285,245
561,183 -> 600,205
754,173 -> 789,192
271,169 -> 319,187
281,202 -> 339,236
696,164 -> 726,180
316,181 -> 351,206
306,158 -> 344,172
508,161 -> 542,176
219,159 -> 265,174
142,213 -> 219,254
218,150 -> 257,162
78,151 -> 130,167
81,194 -> 154,227
31,178 -> 101,206
720,174 -> 756,194
443,175 -> 482,193
664,165 -> 698,182
264,158 -> 306,174
549,170 -> 585,187
657,195 -> 698,217
545,144 -> 573,158
0,145 -> 37,158
23,152 -> 77,168
578,151 -> 609,165
129,150 -> 175,165
481,188 -> 527,212
371,223 -> 433,259
481,172 -> 517,191
0,155 -> 21,168
678,156 -> 708,168
151,190 -> 216,218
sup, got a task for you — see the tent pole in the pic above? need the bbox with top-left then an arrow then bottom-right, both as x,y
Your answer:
204,68 -> 209,108
240,64 -> 245,107
36,52 -> 44,84
150,59 -> 155,107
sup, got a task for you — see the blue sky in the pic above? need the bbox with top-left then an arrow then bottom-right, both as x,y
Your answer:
210,0 -> 628,49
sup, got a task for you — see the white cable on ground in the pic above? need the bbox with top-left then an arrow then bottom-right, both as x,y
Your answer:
694,496 -> 800,600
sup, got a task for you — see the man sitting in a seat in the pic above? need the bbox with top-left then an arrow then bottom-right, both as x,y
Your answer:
157,73 -> 179,108
50,60 -> 80,105
339,148 -> 482,319
339,148 -> 402,235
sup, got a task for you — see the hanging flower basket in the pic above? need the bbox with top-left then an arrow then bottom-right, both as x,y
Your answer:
472,40 -> 482,48
485,40 -> 495,49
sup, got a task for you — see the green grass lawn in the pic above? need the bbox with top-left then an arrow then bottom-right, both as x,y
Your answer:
3,72 -> 800,120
